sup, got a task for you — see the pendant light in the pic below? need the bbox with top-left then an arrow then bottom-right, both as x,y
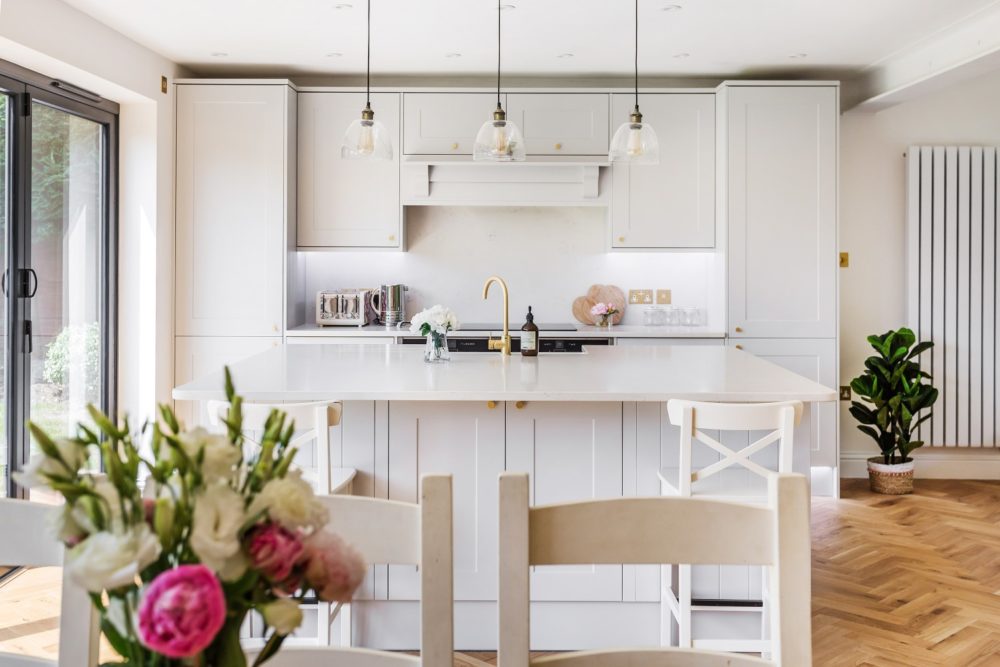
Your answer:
341,0 -> 393,160
609,0 -> 659,164
473,0 -> 526,161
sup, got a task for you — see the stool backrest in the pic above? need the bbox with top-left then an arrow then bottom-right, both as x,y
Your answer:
498,472 -> 811,666
0,499 -> 99,667
667,400 -> 802,494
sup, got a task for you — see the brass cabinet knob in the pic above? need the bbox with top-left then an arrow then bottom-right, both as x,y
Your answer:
515,401 -> 526,410
617,236 -> 625,243
487,400 -> 497,409
451,142 -> 459,150
554,142 -> 563,150
735,344 -> 743,350
388,234 -> 396,242
272,324 -> 279,332
734,326 -> 743,333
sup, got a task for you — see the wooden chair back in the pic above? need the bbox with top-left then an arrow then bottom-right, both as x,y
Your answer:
0,498 -> 99,667
498,472 -> 811,666
252,474 -> 453,667
666,400 -> 803,494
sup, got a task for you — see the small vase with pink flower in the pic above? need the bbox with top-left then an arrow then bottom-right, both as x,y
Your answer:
590,302 -> 620,329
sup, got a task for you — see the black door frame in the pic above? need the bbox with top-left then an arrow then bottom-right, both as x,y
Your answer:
1,59 -> 118,498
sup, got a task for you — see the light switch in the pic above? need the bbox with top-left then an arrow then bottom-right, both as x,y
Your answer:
629,289 -> 653,305
656,289 -> 671,305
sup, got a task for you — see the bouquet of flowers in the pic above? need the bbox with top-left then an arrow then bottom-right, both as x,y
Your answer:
15,370 -> 366,666
410,305 -> 459,363
590,302 -> 620,327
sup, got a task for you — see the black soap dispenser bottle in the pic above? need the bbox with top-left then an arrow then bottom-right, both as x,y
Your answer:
521,306 -> 539,357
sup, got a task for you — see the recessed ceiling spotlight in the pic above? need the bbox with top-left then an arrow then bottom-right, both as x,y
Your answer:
326,52 -> 343,57
673,52 -> 690,59
662,4 -> 683,11
445,52 -> 462,58
557,53 -> 575,58
334,3 -> 353,8
788,52 -> 808,59
210,51 -> 228,57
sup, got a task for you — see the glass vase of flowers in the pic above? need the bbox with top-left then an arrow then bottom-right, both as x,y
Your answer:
590,302 -> 620,328
15,369 -> 366,666
410,305 -> 459,363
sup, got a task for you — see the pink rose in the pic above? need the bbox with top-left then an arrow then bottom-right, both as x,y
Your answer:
137,564 -> 225,658
246,523 -> 304,584
590,302 -> 609,316
299,531 -> 366,603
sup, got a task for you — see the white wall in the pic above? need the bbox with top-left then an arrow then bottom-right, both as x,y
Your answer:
304,206 -> 726,329
840,66 -> 1000,478
0,0 -> 187,426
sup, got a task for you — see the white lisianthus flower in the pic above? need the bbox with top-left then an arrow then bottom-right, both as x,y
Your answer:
69,476 -> 124,535
247,470 -> 328,532
66,524 -> 161,592
50,504 -> 88,545
105,596 -> 133,639
177,427 -> 241,481
14,438 -> 87,489
190,483 -> 248,581
409,305 -> 459,336
262,598 -> 303,636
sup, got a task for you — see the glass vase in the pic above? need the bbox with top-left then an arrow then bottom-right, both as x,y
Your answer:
424,332 -> 450,363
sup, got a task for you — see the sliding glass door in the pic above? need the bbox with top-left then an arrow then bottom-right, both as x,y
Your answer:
0,88 -> 10,496
0,62 -> 116,498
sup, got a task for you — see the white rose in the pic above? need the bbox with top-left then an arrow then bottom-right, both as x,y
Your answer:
178,427 -> 241,481
247,470 -> 328,531
262,599 -> 303,636
190,483 -> 247,581
66,524 -> 161,592
14,438 -> 87,489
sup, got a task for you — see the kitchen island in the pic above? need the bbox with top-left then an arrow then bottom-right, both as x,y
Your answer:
174,343 -> 836,650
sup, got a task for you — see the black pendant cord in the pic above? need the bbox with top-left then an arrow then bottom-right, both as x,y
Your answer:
366,0 -> 372,108
633,0 -> 639,111
496,0 -> 502,109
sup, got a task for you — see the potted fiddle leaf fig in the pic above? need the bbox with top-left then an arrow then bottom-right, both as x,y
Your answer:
849,328 -> 938,494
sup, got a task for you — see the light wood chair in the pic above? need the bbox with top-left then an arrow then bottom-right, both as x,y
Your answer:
497,471 -> 811,667
660,399 -> 802,653
247,474 -> 454,667
0,498 -> 100,667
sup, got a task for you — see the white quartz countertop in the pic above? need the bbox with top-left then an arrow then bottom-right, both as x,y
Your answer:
173,343 -> 837,403
286,323 -> 725,339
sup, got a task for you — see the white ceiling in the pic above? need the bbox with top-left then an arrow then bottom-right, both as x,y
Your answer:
61,0 -> 1000,80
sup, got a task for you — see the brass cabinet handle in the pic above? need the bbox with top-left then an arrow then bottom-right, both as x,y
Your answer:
735,344 -> 743,350
451,142 -> 459,150
734,326 -> 743,333
554,142 -> 563,150
487,400 -> 497,409
515,401 -> 526,409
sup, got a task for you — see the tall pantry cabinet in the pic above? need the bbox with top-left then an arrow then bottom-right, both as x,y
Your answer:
173,81 -> 301,425
719,82 -> 840,478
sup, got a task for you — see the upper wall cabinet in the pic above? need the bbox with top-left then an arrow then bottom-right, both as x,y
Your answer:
175,83 -> 293,336
725,85 -> 838,338
610,93 -> 715,249
505,93 -> 609,156
403,93 -> 499,155
298,92 -> 401,248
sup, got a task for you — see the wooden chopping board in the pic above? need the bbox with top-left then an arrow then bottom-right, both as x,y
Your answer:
572,284 -> 627,326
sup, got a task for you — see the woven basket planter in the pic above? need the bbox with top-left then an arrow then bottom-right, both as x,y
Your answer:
867,457 -> 915,495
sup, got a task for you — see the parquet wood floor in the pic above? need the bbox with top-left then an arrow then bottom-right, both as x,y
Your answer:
3,480 -> 1000,665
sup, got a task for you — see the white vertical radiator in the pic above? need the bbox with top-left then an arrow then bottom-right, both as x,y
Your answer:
906,146 -> 998,447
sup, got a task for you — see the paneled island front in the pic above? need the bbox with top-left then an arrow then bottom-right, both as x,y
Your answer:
174,343 -> 836,651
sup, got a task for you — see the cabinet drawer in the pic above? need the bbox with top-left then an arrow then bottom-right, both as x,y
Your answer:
403,93 -> 499,155
506,93 -> 609,155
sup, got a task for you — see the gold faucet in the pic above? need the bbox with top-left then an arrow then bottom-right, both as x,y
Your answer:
482,275 -> 512,355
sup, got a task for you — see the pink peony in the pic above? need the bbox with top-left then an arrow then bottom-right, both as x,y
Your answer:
246,523 -> 304,583
590,302 -> 609,316
137,564 -> 226,658
299,531 -> 366,603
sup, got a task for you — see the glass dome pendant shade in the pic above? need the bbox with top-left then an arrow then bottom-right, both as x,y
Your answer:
474,104 -> 526,161
609,105 -> 659,164
342,103 -> 393,160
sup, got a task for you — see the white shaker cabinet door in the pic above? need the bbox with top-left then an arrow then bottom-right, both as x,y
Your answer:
175,84 -> 291,336
726,85 -> 838,338
506,401 -> 624,602
173,336 -> 281,427
730,338 -> 839,469
402,93 -> 500,155
506,93 -> 609,156
610,93 -> 715,248
387,401 -> 505,601
297,92 -> 401,248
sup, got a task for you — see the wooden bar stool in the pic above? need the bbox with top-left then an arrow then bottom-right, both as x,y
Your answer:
659,399 -> 802,654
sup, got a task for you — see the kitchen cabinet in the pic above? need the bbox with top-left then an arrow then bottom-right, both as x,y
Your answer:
729,338 -> 838,469
175,83 -> 293,336
174,336 -> 281,427
725,84 -> 838,338
505,93 -> 609,156
610,93 -> 715,249
506,401 -> 624,602
297,92 -> 402,248
387,401 -> 505,601
402,93 -> 499,155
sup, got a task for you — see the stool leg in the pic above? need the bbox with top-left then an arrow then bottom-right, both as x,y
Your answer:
679,564 -> 692,648
760,567 -> 771,659
339,602 -> 352,647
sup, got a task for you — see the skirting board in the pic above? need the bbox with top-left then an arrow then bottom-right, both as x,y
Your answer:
841,449 -> 1000,479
